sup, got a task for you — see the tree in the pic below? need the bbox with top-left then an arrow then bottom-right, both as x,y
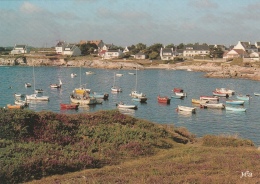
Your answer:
148,43 -> 163,52
177,43 -> 184,49
149,51 -> 159,60
135,43 -> 146,50
166,44 -> 175,49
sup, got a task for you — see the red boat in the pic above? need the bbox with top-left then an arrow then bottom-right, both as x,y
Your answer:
60,103 -> 79,109
173,88 -> 183,93
157,95 -> 171,104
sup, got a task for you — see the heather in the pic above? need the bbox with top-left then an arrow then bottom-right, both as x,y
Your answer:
0,108 -> 194,183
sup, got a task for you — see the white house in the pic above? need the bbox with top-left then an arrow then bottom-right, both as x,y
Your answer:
55,41 -> 67,54
10,44 -> 29,55
183,44 -> 209,57
123,46 -> 129,53
63,44 -> 81,56
233,41 -> 258,53
249,52 -> 259,61
160,47 -> 176,60
103,49 -> 123,59
134,52 -> 146,60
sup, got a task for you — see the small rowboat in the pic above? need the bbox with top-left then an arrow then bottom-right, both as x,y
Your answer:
7,104 -> 24,109
71,73 -> 77,78
215,88 -> 235,95
212,91 -> 229,97
15,99 -> 29,106
254,93 -> 260,96
173,88 -> 183,93
14,93 -> 25,98
225,106 -> 246,112
236,95 -> 250,100
226,100 -> 244,105
157,95 -> 171,104
35,89 -> 44,93
60,103 -> 79,109
116,73 -> 123,77
128,72 -> 135,75
86,71 -> 95,75
192,98 -> 209,104
177,105 -> 196,113
116,102 -> 137,109
200,96 -> 219,101
200,103 -> 225,109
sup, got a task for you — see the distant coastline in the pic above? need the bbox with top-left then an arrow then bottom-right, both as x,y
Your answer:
1,56 -> 260,81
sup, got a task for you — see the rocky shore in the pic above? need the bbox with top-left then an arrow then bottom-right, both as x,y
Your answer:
1,56 -> 260,81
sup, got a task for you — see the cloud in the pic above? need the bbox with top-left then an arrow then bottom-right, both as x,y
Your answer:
20,2 -> 41,13
190,0 -> 218,9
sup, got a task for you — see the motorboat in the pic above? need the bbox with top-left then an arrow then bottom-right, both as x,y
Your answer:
86,71 -> 95,75
25,83 -> 32,87
60,103 -> 79,109
71,73 -> 77,78
116,73 -> 123,77
157,95 -> 171,104
225,100 -> 244,105
200,103 -> 225,109
225,106 -> 246,112
26,94 -> 49,101
212,91 -> 229,97
236,94 -> 250,100
215,88 -> 235,95
7,104 -> 24,109
200,96 -> 219,101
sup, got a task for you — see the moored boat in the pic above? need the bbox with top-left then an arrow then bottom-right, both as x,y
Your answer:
175,92 -> 187,97
226,100 -> 244,105
116,73 -> 123,77
215,88 -> 235,95
225,106 -> 246,112
7,104 -> 24,109
25,83 -> 32,87
157,95 -> 171,104
111,86 -> 122,92
254,92 -> 260,96
26,94 -> 49,101
50,79 -> 62,88
191,98 -> 209,104
173,88 -> 183,93
116,102 -> 137,109
177,105 -> 196,113
200,103 -> 225,109
236,94 -> 250,100
71,73 -> 77,78
35,89 -> 44,93
15,99 -> 29,106
171,95 -> 184,99
200,96 -> 219,101
86,71 -> 95,75
60,103 -> 79,109
14,93 -> 25,98
212,91 -> 229,97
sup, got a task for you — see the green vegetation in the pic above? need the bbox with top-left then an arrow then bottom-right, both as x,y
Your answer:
0,108 -> 195,183
0,108 -> 258,184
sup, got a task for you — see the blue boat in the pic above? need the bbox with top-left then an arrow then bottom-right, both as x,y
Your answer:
236,95 -> 250,100
225,106 -> 246,112
226,100 -> 244,105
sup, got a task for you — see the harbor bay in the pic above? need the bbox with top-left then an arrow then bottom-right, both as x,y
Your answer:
1,66 -> 260,146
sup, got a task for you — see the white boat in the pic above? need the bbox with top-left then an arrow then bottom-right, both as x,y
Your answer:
50,79 -> 62,88
200,96 -> 219,101
86,71 -> 95,75
70,66 -> 97,105
35,89 -> 44,93
27,65 -> 49,101
200,103 -> 225,109
71,73 -> 77,78
26,93 -> 49,101
111,72 -> 122,92
128,72 -> 135,75
14,93 -> 25,98
177,105 -> 196,113
225,106 -> 246,112
116,73 -> 123,77
175,92 -> 187,97
116,102 -> 137,110
129,65 -> 147,102
215,88 -> 235,95
254,92 -> 260,96
212,91 -> 229,97
70,95 -> 97,105
15,99 -> 29,106
25,83 -> 32,87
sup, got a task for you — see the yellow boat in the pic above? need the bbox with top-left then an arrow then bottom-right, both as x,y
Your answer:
191,98 -> 209,104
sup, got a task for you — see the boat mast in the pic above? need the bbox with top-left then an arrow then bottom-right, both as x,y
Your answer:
33,64 -> 35,92
135,64 -> 138,91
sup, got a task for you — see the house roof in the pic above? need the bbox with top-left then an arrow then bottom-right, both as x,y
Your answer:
184,44 -> 209,50
135,52 -> 145,56
56,41 -> 66,47
15,45 -> 26,48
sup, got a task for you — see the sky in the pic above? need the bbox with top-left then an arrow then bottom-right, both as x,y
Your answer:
1,0 -> 260,47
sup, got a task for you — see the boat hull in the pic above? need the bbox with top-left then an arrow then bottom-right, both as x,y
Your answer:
70,96 -> 96,105
157,96 -> 171,104
60,103 -> 79,109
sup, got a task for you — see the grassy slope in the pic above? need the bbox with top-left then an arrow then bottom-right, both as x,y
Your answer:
27,141 -> 260,184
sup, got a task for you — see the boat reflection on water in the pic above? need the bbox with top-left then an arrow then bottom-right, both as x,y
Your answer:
177,110 -> 194,117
